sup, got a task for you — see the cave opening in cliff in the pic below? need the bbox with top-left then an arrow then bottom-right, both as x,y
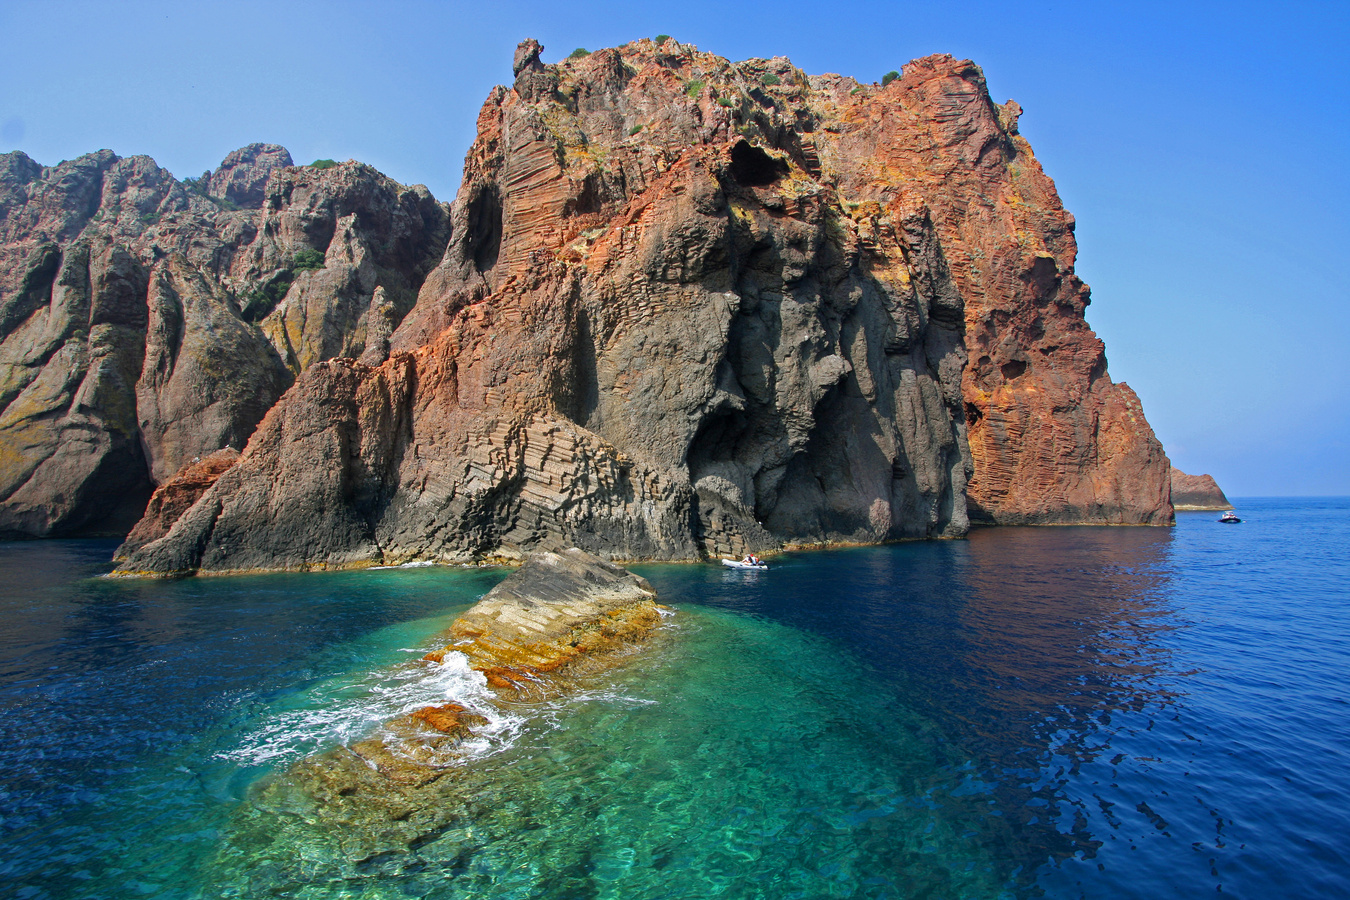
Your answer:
685,405 -> 754,501
466,185 -> 503,272
729,140 -> 789,187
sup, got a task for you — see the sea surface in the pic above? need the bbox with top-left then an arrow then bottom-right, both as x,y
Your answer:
1,497 -> 1347,899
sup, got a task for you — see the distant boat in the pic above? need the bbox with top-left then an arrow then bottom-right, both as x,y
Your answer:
1219,511 -> 1242,524
722,557 -> 768,570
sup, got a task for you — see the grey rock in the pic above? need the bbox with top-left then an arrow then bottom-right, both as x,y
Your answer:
0,147 -> 450,538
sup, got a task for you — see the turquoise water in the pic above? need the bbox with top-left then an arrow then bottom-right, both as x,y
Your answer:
1,498 -> 1347,898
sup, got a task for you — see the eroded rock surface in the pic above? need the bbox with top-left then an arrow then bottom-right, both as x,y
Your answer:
206,143 -> 293,208
114,448 -> 239,559
215,549 -> 662,884
19,37 -> 1172,558
0,147 -> 449,537
428,547 -> 662,698
124,39 -> 1169,574
1170,467 -> 1233,510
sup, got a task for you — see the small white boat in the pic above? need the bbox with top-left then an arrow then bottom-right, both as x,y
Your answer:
1219,511 -> 1242,524
721,558 -> 768,570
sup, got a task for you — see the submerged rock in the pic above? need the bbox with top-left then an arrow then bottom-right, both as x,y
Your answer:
1170,467 -> 1233,510
428,547 -> 663,699
215,548 -> 664,887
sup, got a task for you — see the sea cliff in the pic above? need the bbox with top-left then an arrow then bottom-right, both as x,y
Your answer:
0,38 -> 1173,572
1170,467 -> 1233,510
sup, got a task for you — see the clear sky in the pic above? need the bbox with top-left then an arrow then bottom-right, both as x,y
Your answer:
2,1 -> 1346,496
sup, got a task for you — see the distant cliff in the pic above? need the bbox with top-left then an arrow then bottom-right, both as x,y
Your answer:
0,38 -> 1173,570
1170,468 -> 1233,510
0,143 -> 449,538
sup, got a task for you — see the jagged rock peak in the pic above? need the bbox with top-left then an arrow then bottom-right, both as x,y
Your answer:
207,143 -> 294,208
103,38 -> 1171,573
513,38 -> 544,76
0,143 -> 450,539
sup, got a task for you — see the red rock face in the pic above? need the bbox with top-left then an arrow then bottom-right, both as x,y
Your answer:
114,448 -> 239,559
809,56 -> 1172,524
115,39 -> 1171,576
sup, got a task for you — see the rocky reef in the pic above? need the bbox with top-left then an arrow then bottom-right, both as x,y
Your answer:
215,549 -> 664,885
1170,467 -> 1233,510
4,38 -> 1173,567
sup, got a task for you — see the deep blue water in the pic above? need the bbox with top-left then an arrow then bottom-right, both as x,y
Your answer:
0,498 -> 1346,898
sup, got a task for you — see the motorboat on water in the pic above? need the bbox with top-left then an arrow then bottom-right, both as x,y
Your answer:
1219,511 -> 1242,523
722,557 -> 768,570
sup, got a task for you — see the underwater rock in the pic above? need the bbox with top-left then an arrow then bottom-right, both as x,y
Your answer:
216,549 -> 664,884
427,547 -> 663,700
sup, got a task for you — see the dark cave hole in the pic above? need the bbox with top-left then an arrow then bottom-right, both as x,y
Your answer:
1001,359 -> 1027,381
466,185 -> 503,273
729,140 -> 789,187
686,407 -> 748,476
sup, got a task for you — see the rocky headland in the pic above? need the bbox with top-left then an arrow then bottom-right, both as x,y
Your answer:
1,37 -> 1174,572
1170,467 -> 1233,510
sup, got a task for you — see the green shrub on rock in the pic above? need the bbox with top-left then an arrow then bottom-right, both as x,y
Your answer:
291,248 -> 325,271
881,70 -> 899,86
761,73 -> 781,86
569,48 -> 590,59
309,159 -> 338,170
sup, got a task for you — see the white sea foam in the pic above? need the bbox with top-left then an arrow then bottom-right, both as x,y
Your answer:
219,650 -> 522,768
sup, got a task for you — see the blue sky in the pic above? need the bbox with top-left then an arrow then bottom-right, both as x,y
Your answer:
2,1 -> 1346,496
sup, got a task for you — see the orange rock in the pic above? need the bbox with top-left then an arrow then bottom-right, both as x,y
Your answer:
115,40 -> 1174,576
114,448 -> 239,559
408,703 -> 488,737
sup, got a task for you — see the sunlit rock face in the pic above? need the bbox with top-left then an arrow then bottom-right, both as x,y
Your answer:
1170,468 -> 1232,510
217,549 -> 665,882
0,147 -> 449,537
12,36 -> 1172,564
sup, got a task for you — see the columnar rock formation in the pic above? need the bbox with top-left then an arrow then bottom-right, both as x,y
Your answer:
1170,468 -> 1233,510
6,37 -> 1175,567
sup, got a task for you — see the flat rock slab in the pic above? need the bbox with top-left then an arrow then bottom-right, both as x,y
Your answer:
222,549 -> 666,879
428,548 -> 662,698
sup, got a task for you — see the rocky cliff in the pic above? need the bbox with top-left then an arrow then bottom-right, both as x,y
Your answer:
0,144 -> 450,537
8,38 -> 1173,566
1170,467 -> 1233,510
